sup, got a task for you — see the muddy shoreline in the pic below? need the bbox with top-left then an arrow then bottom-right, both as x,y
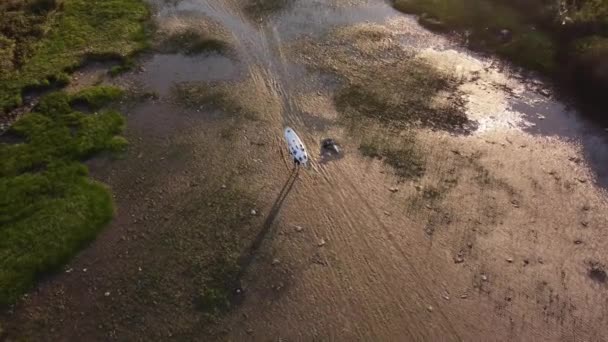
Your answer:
2,0 -> 608,340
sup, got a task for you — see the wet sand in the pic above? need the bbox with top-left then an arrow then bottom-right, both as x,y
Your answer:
2,0 -> 608,341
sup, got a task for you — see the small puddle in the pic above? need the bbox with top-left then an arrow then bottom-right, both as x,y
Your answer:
275,0 -> 395,40
510,92 -> 608,188
143,53 -> 239,96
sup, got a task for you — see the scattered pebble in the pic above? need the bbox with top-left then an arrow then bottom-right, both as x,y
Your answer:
384,211 -> 391,216
574,240 -> 583,245
506,257 -> 513,263
582,205 -> 591,211
460,294 -> 468,299
467,242 -> 473,249
138,267 -> 142,272
82,268 -> 87,272
104,291 -> 110,297
442,294 -> 450,301
272,258 -> 280,266
427,305 -> 433,312
480,274 -> 488,281
221,184 -> 227,189
295,225 -> 303,232
65,268 -> 73,273
414,185 -> 423,191
250,209 -> 257,216
454,255 -> 464,264
389,187 -> 399,193
318,239 -> 326,247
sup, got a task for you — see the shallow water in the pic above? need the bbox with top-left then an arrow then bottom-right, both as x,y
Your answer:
144,53 -> 240,95
136,0 -> 608,189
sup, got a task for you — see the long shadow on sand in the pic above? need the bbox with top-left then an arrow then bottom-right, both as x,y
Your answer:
231,166 -> 299,299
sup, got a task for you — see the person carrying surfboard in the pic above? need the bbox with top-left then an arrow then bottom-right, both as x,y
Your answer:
284,127 -> 309,167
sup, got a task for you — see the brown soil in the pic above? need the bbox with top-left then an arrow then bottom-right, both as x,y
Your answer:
2,0 -> 608,341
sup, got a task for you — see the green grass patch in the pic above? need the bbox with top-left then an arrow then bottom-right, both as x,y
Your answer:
0,0 -> 149,114
109,59 -> 136,77
70,85 -> 125,110
160,29 -> 228,55
393,0 -> 556,73
0,88 -> 126,306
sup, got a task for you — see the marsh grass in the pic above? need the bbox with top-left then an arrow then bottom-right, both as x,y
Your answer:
0,86 -> 126,305
0,0 -> 148,114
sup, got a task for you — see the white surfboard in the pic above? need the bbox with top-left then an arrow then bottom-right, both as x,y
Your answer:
284,127 -> 309,166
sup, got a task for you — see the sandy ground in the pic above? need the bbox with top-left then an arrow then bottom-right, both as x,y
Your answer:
2,0 -> 608,341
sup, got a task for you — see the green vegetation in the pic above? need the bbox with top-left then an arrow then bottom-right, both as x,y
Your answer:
109,59 -> 136,77
70,85 -> 124,110
0,87 -> 126,306
393,0 -> 556,73
160,29 -> 229,55
0,0 -> 148,114
393,0 -> 608,106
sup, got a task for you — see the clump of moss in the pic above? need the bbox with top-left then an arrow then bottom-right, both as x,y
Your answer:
70,85 -> 124,110
0,0 -> 149,114
109,59 -> 136,77
160,29 -> 228,55
0,88 -> 126,306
